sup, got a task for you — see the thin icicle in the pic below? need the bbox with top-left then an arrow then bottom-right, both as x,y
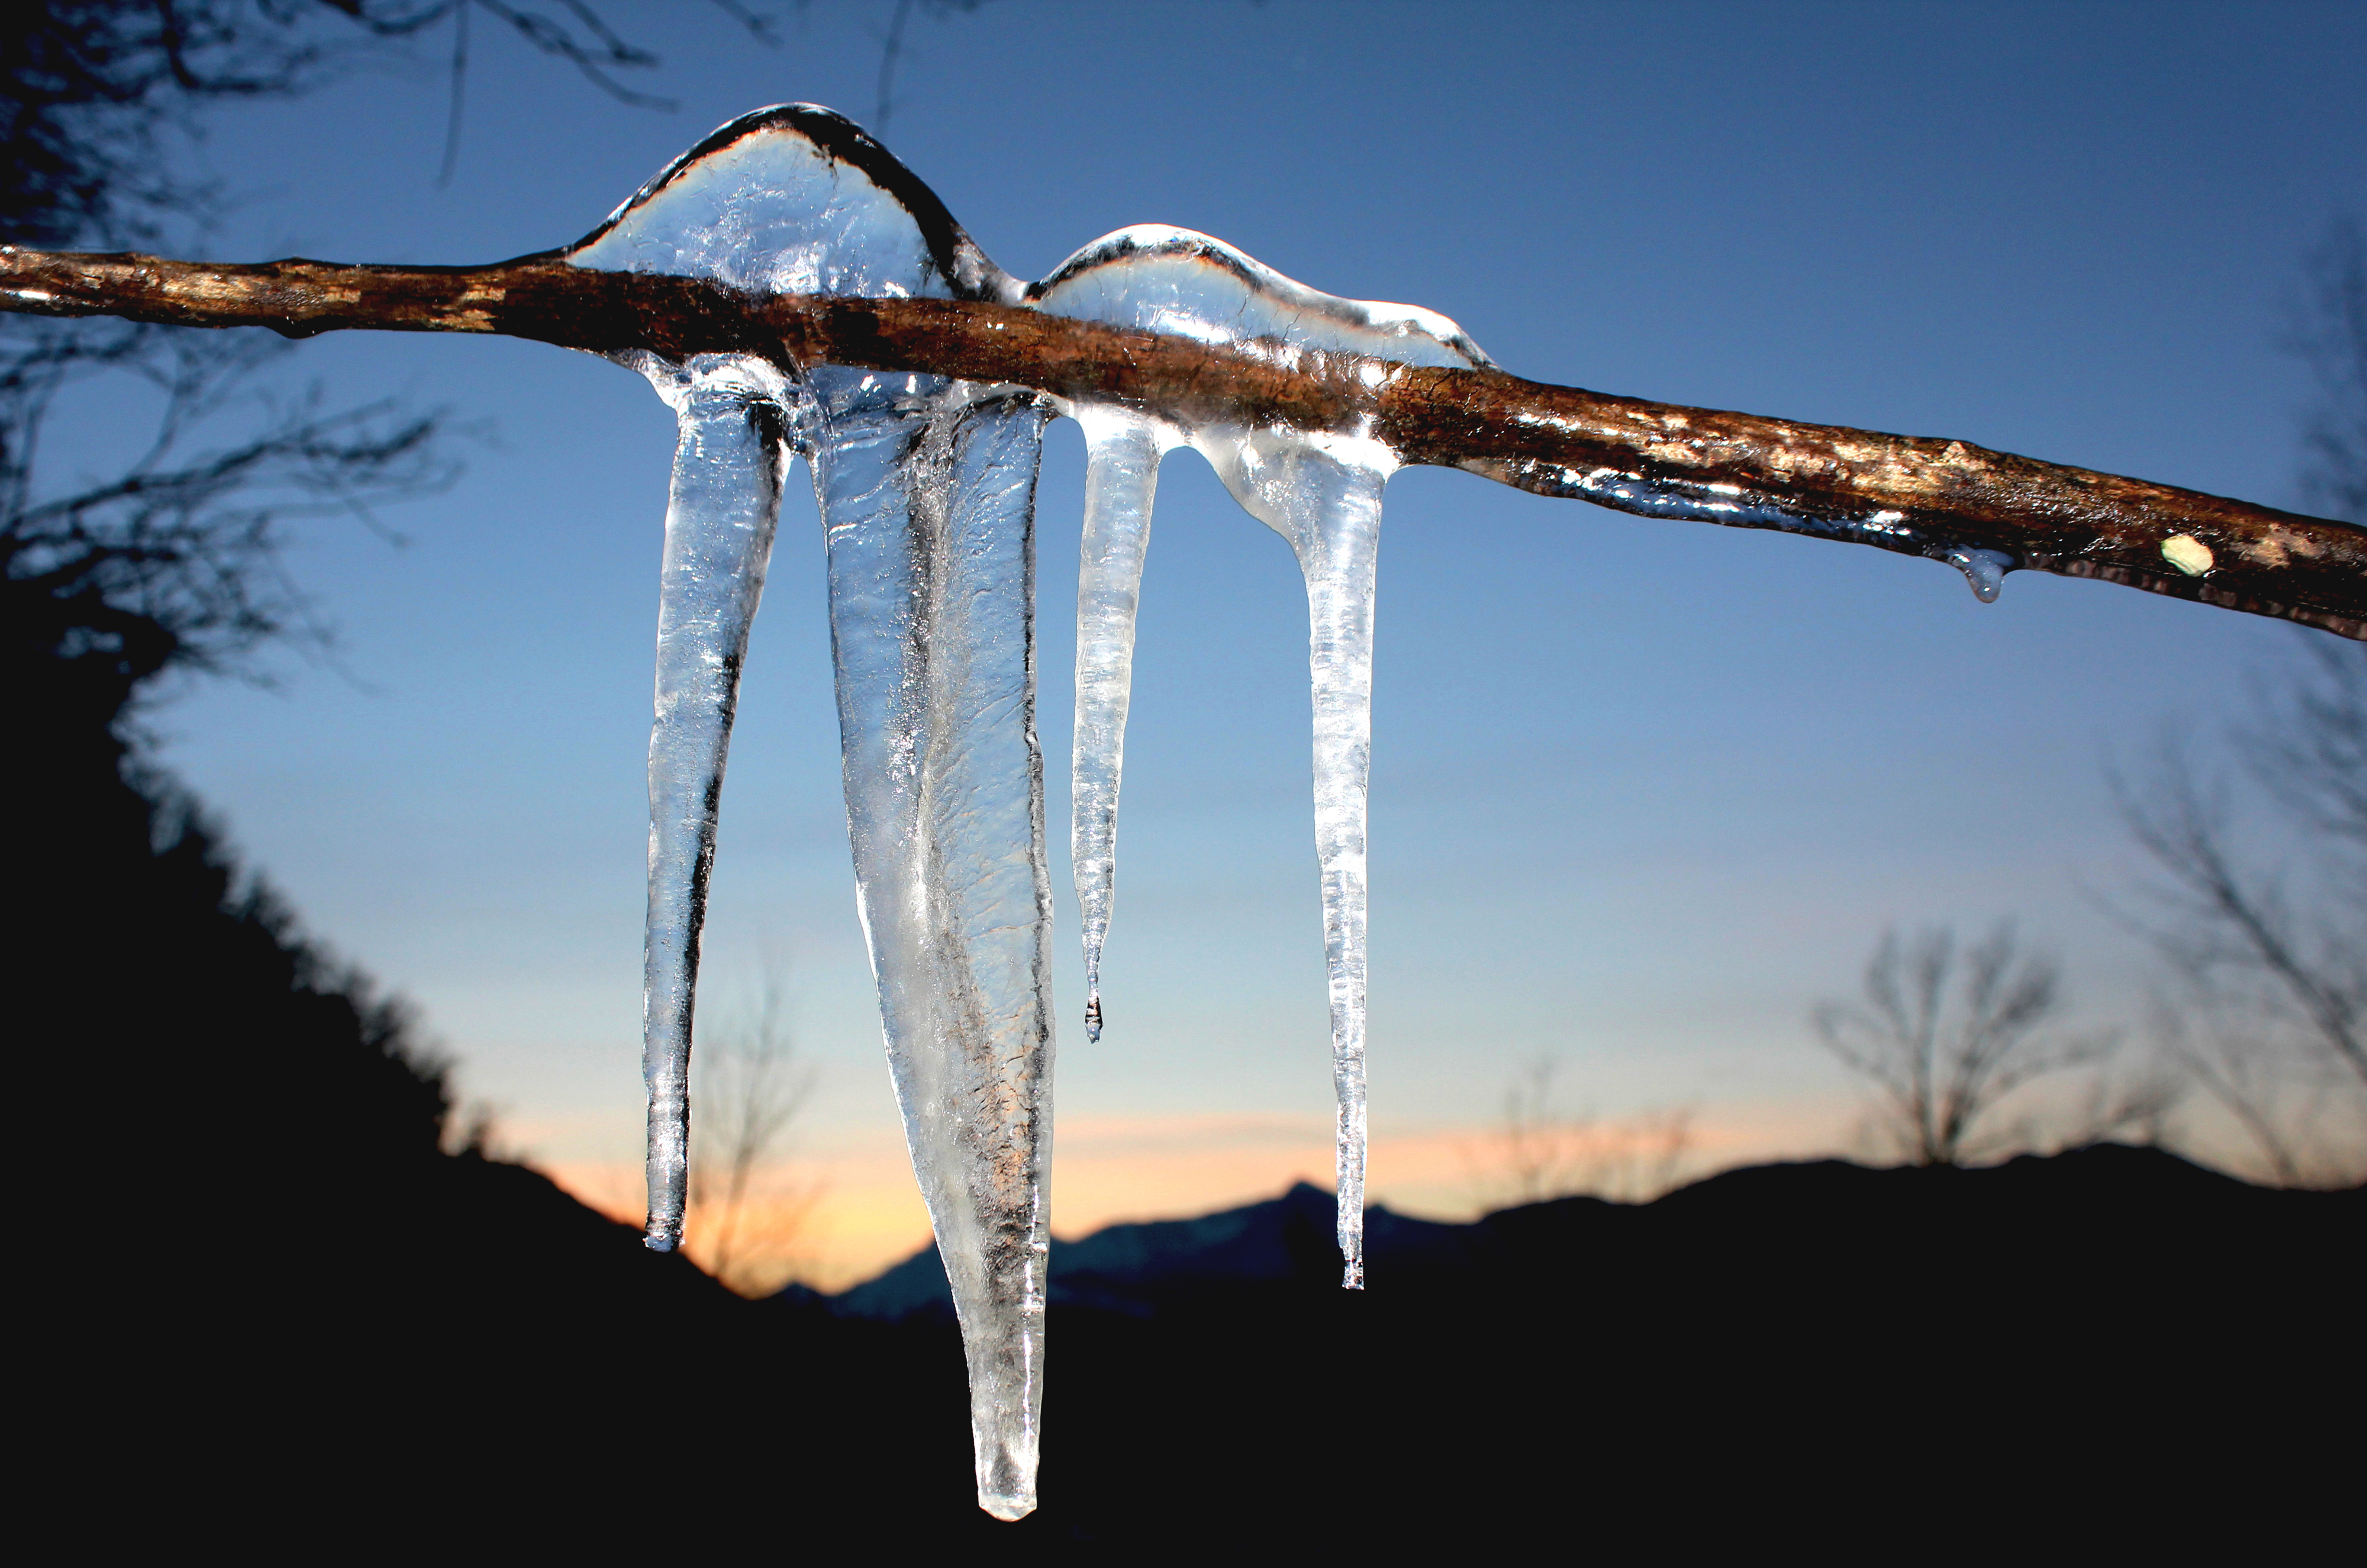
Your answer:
1033,227 -> 1490,1288
1069,406 -> 1176,1041
635,357 -> 794,1251
1202,431 -> 1392,1288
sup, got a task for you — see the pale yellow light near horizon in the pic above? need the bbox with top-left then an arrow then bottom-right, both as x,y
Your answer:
546,1103 -> 1842,1293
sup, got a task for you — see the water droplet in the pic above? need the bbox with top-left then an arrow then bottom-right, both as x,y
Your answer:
1944,546 -> 2015,604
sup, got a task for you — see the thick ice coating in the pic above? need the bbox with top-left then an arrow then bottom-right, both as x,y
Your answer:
569,107 -> 1053,1522
1032,228 -> 1492,1286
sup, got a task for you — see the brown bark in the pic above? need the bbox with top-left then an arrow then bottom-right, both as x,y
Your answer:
5,244 -> 2359,638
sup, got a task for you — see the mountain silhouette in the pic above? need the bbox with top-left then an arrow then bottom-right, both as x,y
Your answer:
824,1143 -> 2349,1328
832,1181 -> 1469,1322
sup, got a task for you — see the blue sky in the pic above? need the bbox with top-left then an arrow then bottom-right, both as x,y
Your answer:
73,1 -> 2365,1276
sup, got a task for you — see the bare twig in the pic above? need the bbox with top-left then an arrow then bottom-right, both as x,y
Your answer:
2284,215 -> 2367,523
873,0 -> 915,130
4,244 -> 2362,637
2118,722 -> 2367,1091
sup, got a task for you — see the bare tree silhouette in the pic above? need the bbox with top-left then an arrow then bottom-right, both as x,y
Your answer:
1815,924 -> 2117,1166
2117,645 -> 2367,1186
2087,220 -> 2367,1187
685,977 -> 819,1294
1473,1057 -> 1694,1207
2,2 -> 775,688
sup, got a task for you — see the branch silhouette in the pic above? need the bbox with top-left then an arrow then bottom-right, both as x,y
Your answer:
4,244 -> 2360,638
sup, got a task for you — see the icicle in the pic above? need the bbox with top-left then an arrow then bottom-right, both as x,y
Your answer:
634,356 -> 794,1251
1068,407 -> 1178,1041
1034,229 -> 1492,1287
1206,431 -> 1392,1288
578,108 -> 1510,1512
811,367 -> 1054,1520
1944,546 -> 2015,604
570,107 -> 1055,1521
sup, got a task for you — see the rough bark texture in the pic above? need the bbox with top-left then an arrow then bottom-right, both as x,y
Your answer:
6,244 -> 2359,638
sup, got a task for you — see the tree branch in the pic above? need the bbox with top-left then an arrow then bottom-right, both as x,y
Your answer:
6,244 -> 2361,638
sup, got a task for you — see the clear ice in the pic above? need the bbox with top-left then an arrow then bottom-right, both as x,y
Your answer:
1033,228 -> 1492,1287
628,354 -> 794,1252
569,107 -> 1052,1521
1062,405 -> 1177,1043
567,105 -> 1515,1514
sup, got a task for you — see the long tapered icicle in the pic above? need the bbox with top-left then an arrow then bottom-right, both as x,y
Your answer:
1204,433 -> 1392,1287
1302,480 -> 1382,1289
1069,408 -> 1174,1041
638,362 -> 791,1250
811,368 -> 1055,1518
573,107 -> 1057,1518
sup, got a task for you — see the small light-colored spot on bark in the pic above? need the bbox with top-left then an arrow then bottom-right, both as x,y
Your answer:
2162,534 -> 2214,576
2262,525 -> 2320,562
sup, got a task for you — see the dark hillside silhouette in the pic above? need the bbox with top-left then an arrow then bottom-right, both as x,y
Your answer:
1020,1147 -> 2355,1551
769,1147 -> 2355,1551
7,569 -> 2354,1551
5,549 -> 760,1519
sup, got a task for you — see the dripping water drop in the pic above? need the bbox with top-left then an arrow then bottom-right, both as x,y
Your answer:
1945,546 -> 2014,604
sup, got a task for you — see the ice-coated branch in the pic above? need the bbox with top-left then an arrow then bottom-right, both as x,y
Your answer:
2,241 -> 2360,638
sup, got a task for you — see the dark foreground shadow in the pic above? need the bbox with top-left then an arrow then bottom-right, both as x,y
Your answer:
12,567 -> 2358,1553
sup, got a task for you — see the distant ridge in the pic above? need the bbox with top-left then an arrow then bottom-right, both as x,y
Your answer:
811,1144 -> 2355,1323
827,1182 -> 1470,1322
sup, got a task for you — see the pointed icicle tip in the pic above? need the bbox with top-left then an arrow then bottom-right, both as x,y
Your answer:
1944,546 -> 2015,604
1084,989 -> 1103,1043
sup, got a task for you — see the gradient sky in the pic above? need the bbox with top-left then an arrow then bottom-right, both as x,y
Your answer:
64,1 -> 2365,1282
